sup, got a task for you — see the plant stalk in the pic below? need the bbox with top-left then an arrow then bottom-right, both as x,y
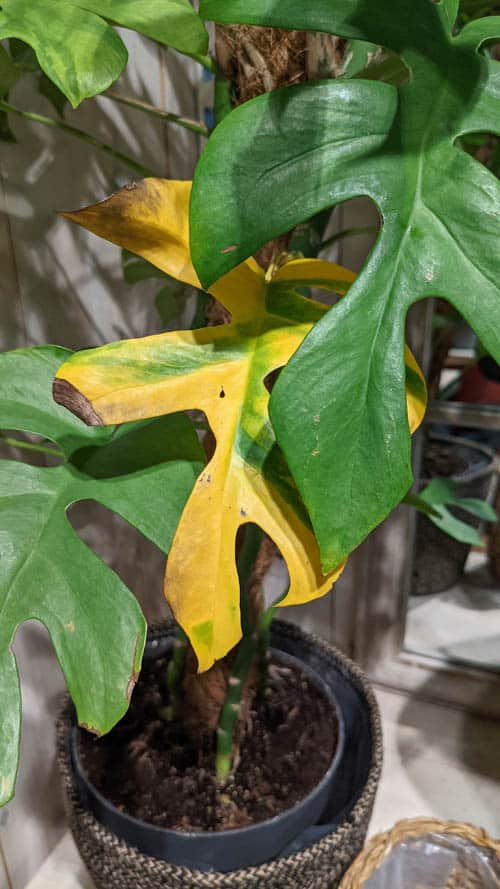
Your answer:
215,525 -> 269,782
0,100 -> 155,178
105,92 -> 210,138
215,628 -> 258,781
163,626 -> 189,721
319,225 -> 380,253
0,434 -> 62,459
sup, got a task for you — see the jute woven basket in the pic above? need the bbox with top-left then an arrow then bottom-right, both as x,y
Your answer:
339,818 -> 500,889
57,621 -> 383,889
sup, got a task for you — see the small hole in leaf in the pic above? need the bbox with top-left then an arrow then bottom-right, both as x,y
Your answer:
455,132 -> 500,178
235,525 -> 288,609
219,388 -> 226,398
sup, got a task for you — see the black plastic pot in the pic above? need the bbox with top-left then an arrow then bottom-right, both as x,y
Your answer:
58,620 -> 382,888
70,642 -> 346,872
411,433 -> 495,596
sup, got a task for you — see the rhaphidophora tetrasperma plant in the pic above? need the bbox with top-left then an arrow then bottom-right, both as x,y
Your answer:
0,0 -> 498,804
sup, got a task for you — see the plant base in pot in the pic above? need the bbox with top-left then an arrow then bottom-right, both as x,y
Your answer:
57,620 -> 382,889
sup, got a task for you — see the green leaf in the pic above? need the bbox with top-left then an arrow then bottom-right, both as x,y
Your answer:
73,0 -> 209,57
417,477 -> 497,521
0,346 -> 114,458
192,2 -> 500,570
450,495 -> 497,521
407,477 -> 496,545
0,0 -> 127,107
0,0 -> 208,107
0,345 -> 204,805
426,503 -> 484,546
199,0 -> 462,41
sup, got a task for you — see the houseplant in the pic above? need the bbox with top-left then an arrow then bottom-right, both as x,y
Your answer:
409,432 -> 497,595
1,0 -> 499,886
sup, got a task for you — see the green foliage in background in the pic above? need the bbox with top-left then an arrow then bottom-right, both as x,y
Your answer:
407,479 -> 497,546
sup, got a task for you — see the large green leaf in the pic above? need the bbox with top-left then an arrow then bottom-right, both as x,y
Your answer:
0,345 -> 204,805
192,0 -> 500,569
0,0 -> 208,107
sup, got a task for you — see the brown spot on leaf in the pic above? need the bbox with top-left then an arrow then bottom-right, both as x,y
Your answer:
80,722 -> 103,738
221,245 -> 238,254
53,378 -> 103,426
127,633 -> 142,705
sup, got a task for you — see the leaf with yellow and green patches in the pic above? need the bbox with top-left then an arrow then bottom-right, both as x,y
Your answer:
55,179 -> 427,671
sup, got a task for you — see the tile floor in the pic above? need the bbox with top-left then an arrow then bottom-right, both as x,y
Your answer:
405,551 -> 500,672
25,686 -> 500,888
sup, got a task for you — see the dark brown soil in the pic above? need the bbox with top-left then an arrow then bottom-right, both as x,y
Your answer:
423,441 -> 468,479
79,656 -> 338,833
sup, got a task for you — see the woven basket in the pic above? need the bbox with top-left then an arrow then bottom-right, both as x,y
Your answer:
57,620 -> 383,889
339,818 -> 500,889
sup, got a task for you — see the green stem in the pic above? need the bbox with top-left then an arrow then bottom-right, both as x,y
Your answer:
105,92 -> 210,138
403,492 -> 441,519
216,629 -> 258,782
237,524 -> 265,634
215,603 -> 277,783
0,434 -> 62,459
0,100 -> 155,178
162,626 -> 188,721
319,225 -> 380,253
215,525 -> 268,782
257,604 -> 276,700
214,73 -> 233,126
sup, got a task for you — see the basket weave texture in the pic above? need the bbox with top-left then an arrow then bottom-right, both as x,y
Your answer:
57,621 -> 382,889
339,817 -> 500,889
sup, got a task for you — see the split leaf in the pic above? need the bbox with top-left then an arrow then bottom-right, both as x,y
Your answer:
0,345 -> 203,806
192,0 -> 500,570
54,179 -> 426,671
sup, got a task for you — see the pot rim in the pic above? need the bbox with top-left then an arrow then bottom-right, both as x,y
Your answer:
421,432 -> 495,486
70,646 -> 346,844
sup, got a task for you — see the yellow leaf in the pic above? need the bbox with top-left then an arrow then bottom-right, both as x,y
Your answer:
56,179 -> 426,671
